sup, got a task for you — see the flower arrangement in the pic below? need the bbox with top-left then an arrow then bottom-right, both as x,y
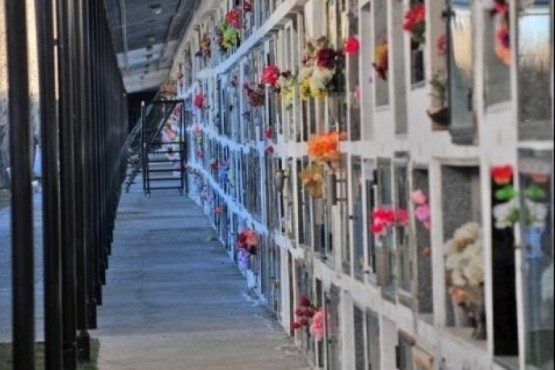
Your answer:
243,83 -> 265,107
261,65 -> 281,87
278,72 -> 296,110
343,36 -> 360,55
216,22 -> 240,52
483,0 -> 510,66
290,296 -> 325,341
299,162 -> 325,198
237,228 -> 259,255
225,7 -> 242,29
373,41 -> 388,80
193,93 -> 205,109
307,132 -> 342,164
403,2 -> 426,45
370,208 -> 408,237
298,37 -> 338,99
444,222 -> 486,341
412,189 -> 431,229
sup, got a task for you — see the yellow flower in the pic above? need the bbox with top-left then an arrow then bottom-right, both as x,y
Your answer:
299,162 -> 325,198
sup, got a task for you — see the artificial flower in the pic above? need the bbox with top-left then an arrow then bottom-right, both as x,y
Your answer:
396,208 -> 409,226
494,166 -> 520,185
194,94 -> 204,109
411,189 -> 427,205
373,41 -> 388,80
261,65 -> 281,86
299,296 -> 311,307
265,145 -> 275,154
403,3 -> 426,44
263,128 -> 273,139
415,203 -> 431,222
225,8 -> 242,29
495,20 -> 510,66
299,162 -> 325,198
243,83 -> 265,107
307,132 -> 342,163
343,36 -> 360,55
310,308 -> 325,341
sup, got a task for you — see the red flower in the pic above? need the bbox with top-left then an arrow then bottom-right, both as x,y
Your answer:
299,296 -> 311,307
299,319 -> 308,327
194,94 -> 204,109
343,36 -> 360,55
261,65 -> 281,86
263,128 -> 273,139
290,321 -> 302,330
315,48 -> 337,69
491,165 -> 513,185
225,8 -> 242,29
373,208 -> 395,224
304,308 -> 314,317
265,145 -> 275,154
370,222 -> 385,234
396,208 -> 409,226
295,308 -> 305,316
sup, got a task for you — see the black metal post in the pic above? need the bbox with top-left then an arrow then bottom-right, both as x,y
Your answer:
73,0 -> 91,361
5,0 -> 35,368
56,0 -> 78,366
35,0 -> 64,368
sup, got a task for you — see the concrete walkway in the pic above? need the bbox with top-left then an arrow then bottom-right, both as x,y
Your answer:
97,181 -> 310,370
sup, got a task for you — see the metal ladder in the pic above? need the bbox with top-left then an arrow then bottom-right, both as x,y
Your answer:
141,99 -> 186,196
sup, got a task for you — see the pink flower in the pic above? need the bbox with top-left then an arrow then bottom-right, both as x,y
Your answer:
310,308 -> 325,341
415,204 -> 431,222
411,190 -> 427,205
423,219 -> 431,229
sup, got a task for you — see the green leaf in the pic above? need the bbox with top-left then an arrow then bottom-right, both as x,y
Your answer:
495,185 -> 516,201
525,184 -> 546,201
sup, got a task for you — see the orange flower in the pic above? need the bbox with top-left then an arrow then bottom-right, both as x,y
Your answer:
308,132 -> 342,163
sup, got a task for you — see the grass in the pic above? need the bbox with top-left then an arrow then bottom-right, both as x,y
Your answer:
0,339 -> 99,370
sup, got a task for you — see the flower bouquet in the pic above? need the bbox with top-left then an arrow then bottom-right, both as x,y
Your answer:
444,222 -> 486,339
369,208 -> 408,237
225,7 -> 242,29
403,3 -> 426,47
290,296 -> 325,341
237,228 -> 259,255
307,132 -> 342,165
411,190 -> 431,229
297,37 -> 338,99
373,41 -> 388,80
243,83 -> 265,107
216,22 -> 240,53
299,162 -> 325,198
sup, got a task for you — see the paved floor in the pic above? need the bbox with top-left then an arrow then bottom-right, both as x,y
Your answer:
96,181 -> 310,370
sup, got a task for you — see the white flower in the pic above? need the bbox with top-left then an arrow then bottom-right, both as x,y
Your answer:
297,67 -> 314,82
493,198 -> 519,229
453,222 -> 481,242
451,269 -> 467,287
462,240 -> 483,259
310,67 -> 334,90
526,200 -> 547,228
443,239 -> 457,257
463,260 -> 484,286
445,253 -> 464,270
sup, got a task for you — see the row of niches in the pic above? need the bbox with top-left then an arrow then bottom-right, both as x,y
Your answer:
185,144 -> 552,356
172,0 -> 552,146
